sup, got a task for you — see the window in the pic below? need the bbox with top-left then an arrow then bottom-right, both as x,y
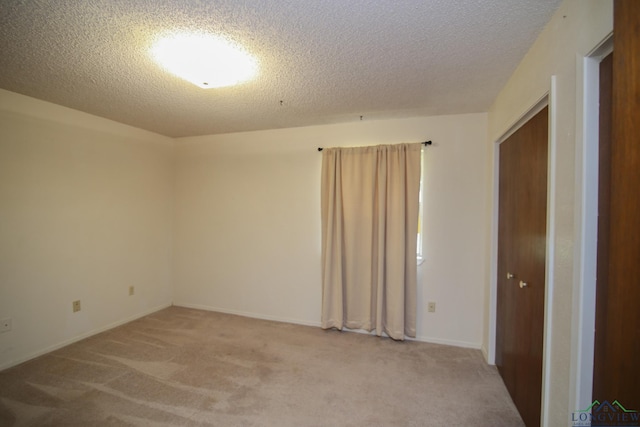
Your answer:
417,148 -> 425,265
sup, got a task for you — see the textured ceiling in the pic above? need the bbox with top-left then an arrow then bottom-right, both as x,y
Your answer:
0,0 -> 562,138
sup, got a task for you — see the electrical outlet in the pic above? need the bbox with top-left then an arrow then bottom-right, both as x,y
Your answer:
427,301 -> 436,313
129,286 -> 135,296
0,318 -> 12,333
72,300 -> 81,313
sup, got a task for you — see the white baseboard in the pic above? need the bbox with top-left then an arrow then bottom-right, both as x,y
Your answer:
174,302 -> 482,350
2,302 -> 484,373
0,303 -> 172,372
411,334 -> 482,350
481,344 -> 490,363
173,302 -> 322,328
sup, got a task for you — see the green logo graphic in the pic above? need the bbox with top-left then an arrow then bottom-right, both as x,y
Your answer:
572,400 -> 639,426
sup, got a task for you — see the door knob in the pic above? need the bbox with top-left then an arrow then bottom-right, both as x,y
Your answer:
519,280 -> 528,289
506,272 -> 514,279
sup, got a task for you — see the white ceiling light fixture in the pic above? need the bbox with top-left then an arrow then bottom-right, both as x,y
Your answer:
150,32 -> 258,89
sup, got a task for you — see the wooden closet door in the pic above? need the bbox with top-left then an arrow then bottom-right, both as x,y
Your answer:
496,106 -> 548,427
593,0 -> 640,410
592,52 -> 612,412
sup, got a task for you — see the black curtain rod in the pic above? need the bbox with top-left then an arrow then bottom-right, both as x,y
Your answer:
317,140 -> 432,152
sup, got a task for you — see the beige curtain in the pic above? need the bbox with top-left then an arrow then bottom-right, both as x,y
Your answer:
321,142 -> 421,340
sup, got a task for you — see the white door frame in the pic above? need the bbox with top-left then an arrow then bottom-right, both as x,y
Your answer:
569,33 -> 613,416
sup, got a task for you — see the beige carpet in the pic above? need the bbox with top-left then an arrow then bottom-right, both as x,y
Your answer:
0,306 -> 523,426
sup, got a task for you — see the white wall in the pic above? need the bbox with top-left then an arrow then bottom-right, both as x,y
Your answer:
174,113 -> 488,348
483,1 -> 613,425
0,89 -> 488,369
0,89 -> 175,370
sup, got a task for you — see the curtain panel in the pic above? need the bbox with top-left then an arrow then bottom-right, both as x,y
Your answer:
320,142 -> 421,340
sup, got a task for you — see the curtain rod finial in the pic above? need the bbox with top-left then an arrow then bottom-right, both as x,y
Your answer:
318,147 -> 324,152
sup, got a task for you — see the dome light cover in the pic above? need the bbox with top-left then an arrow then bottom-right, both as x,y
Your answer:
151,32 -> 258,89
